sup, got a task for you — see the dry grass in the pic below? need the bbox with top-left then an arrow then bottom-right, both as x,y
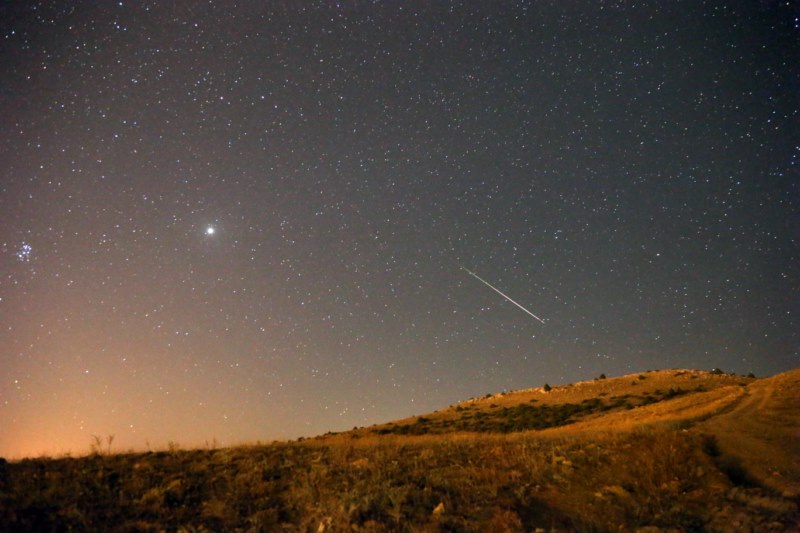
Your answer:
1,368 -> 797,532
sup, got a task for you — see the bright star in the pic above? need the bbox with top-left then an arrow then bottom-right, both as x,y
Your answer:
206,226 -> 215,235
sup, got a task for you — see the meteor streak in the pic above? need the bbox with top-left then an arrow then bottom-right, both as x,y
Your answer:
461,266 -> 546,324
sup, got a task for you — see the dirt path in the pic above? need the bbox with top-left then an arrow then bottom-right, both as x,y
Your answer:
551,370 -> 800,497
693,370 -> 800,498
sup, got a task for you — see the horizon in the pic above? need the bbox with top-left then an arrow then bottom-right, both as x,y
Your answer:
3,365 -> 777,460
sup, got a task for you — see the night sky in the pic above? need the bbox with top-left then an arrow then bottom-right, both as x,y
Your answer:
1,1 -> 798,458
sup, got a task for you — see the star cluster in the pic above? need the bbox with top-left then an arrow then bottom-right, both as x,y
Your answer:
0,1 -> 797,457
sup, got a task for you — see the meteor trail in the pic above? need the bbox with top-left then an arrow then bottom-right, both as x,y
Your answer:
461,266 -> 546,325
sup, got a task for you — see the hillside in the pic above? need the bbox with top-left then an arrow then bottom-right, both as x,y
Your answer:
363,369 -> 755,436
1,368 -> 798,532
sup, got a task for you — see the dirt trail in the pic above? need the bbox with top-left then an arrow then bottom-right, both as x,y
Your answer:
547,370 -> 799,497
692,370 -> 800,497
547,381 -> 748,435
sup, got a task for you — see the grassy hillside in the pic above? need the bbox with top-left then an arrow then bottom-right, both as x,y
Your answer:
365,369 -> 751,436
1,369 -> 798,532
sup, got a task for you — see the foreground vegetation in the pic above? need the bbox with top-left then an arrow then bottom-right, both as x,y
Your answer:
1,370 -> 797,531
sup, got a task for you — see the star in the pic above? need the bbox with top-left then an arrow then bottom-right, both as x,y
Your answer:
15,243 -> 32,262
205,226 -> 215,236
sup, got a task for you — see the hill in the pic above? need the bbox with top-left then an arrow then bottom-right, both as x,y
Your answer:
1,368 -> 798,531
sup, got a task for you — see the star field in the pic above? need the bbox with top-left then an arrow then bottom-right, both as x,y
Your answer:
1,1 -> 798,458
